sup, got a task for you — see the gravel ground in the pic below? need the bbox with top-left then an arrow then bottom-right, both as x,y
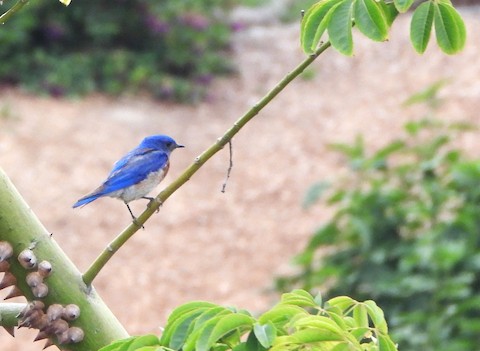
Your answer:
1,8 -> 480,350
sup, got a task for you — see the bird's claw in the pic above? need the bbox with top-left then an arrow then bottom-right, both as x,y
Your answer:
143,196 -> 162,213
132,217 -> 145,230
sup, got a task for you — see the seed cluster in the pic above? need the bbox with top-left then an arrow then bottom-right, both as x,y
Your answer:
0,241 -> 21,300
18,300 -> 84,348
1,240 -> 84,349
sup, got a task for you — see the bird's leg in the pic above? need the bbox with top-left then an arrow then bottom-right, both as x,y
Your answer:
125,202 -> 145,229
142,196 -> 161,213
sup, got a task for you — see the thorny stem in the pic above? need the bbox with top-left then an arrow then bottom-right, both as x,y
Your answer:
82,40 -> 332,286
0,0 -> 29,24
0,303 -> 25,328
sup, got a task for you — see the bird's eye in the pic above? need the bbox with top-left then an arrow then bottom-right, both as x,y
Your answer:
165,142 -> 172,148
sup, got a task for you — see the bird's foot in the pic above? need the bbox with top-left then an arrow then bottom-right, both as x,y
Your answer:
142,196 -> 162,213
125,202 -> 145,229
132,217 -> 145,230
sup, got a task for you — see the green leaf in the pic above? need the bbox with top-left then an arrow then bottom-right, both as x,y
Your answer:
160,302 -> 217,347
275,327 -> 344,346
303,181 -> 330,209
183,315 -> 225,351
245,332 -> 268,351
378,1 -> 399,27
164,302 -> 217,327
352,304 -> 369,329
374,140 -> 405,161
98,337 -> 136,351
196,314 -> 254,351
194,307 -> 232,331
403,79 -> 448,106
328,0 -> 354,56
258,305 -> 309,326
433,2 -> 466,54
126,335 -> 161,351
410,1 -> 434,54
378,334 -> 398,351
350,327 -> 371,341
294,315 -> 344,334
253,323 -> 277,348
280,289 -> 317,307
193,322 -> 217,351
364,300 -> 388,333
301,0 -> 344,53
326,296 -> 356,311
166,309 -> 210,350
354,0 -> 389,41
331,343 -> 352,351
394,0 -> 414,13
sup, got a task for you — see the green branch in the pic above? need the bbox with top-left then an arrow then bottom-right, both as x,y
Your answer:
82,40 -> 332,286
0,169 -> 129,350
0,303 -> 25,328
0,0 -> 30,24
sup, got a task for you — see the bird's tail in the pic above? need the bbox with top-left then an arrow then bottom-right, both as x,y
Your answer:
72,190 -> 104,208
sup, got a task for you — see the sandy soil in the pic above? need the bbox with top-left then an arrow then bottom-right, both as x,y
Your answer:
1,8 -> 480,350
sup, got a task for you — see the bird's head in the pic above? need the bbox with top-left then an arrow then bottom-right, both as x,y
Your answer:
140,135 -> 184,153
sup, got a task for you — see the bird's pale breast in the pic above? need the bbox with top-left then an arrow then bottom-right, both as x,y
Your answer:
109,164 -> 169,203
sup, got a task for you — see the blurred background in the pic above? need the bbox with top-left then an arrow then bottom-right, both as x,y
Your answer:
1,0 -> 480,350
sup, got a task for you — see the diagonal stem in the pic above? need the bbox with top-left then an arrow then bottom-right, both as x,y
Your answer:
0,0 -> 30,24
82,40 -> 332,286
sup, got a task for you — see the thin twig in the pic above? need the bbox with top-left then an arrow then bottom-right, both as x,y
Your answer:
82,40 -> 332,286
221,140 -> 233,193
0,0 -> 29,24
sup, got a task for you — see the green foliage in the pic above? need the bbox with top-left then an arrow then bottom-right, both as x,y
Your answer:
99,290 -> 397,351
301,0 -> 466,55
0,0 -> 238,101
276,90 -> 480,350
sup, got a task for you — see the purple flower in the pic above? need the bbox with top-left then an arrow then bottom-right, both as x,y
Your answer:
196,74 -> 213,85
43,23 -> 65,41
230,21 -> 247,32
145,15 -> 170,34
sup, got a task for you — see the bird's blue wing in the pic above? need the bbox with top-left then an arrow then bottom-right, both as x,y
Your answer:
73,147 -> 169,208
100,148 -> 169,193
110,147 -> 152,173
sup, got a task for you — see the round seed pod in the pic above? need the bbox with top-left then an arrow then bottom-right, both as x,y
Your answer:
37,260 -> 53,277
62,304 -> 80,321
57,331 -> 69,345
17,249 -> 37,269
67,327 -> 84,343
50,319 -> 69,336
0,241 -> 13,261
33,314 -> 49,330
46,304 -> 64,322
32,283 -> 49,298
26,272 -> 44,288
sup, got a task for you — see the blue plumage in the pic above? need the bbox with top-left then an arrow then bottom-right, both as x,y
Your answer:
73,135 -> 184,221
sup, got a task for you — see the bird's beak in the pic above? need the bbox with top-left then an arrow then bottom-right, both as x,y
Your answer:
176,144 -> 185,148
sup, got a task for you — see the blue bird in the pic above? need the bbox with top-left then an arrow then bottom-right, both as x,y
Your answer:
73,134 -> 184,223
